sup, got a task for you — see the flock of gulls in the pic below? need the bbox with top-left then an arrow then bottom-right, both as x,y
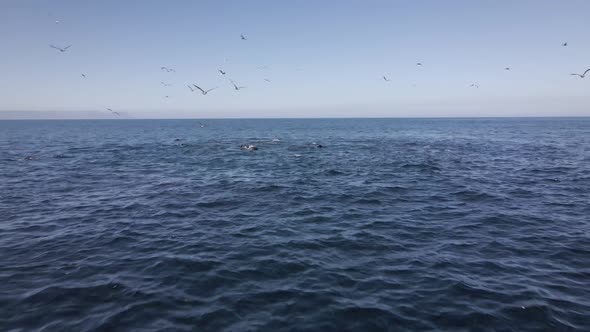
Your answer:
47,20 -> 587,151
381,43 -> 589,87
50,37 -> 589,107
49,32 -> 270,112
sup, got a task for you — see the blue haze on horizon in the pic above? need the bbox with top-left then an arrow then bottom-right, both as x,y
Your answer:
0,0 -> 589,118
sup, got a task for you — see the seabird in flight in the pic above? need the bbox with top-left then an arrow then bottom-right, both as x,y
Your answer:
81,74 -> 86,78
416,62 -> 423,66
240,34 -> 247,40
107,108 -> 120,116
570,69 -> 590,79
563,42 -> 568,47
218,69 -> 226,75
161,82 -> 172,87
50,44 -> 71,52
383,76 -> 391,82
230,79 -> 246,90
193,84 -> 217,95
470,83 -> 479,88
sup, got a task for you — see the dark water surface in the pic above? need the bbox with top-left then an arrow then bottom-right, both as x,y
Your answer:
1,118 -> 589,331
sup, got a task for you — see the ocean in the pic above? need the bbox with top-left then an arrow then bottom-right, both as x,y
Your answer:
1,118 -> 589,331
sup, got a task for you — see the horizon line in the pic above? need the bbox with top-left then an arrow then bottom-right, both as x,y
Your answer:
1,115 -> 589,121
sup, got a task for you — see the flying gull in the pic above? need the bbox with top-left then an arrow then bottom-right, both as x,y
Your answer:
563,42 -> 568,47
218,69 -> 226,75
81,73 -> 86,78
383,76 -> 391,82
241,34 -> 247,40
264,78 -> 271,83
161,66 -> 176,73
470,83 -> 479,88
161,82 -> 172,87
50,44 -> 71,52
193,84 -> 217,95
416,62 -> 423,66
230,79 -> 246,90
107,108 -> 120,116
570,69 -> 590,79
505,67 -> 510,71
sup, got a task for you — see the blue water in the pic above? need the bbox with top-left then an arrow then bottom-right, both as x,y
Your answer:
1,118 -> 589,331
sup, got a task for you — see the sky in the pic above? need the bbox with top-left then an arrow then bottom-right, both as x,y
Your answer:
0,0 -> 589,118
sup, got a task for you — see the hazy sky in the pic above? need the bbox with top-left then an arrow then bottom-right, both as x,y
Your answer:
0,0 -> 589,118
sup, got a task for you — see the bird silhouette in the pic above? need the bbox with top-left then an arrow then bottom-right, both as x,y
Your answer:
193,85 -> 217,95
50,44 -> 71,52
570,69 -> 590,78
230,80 -> 246,90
